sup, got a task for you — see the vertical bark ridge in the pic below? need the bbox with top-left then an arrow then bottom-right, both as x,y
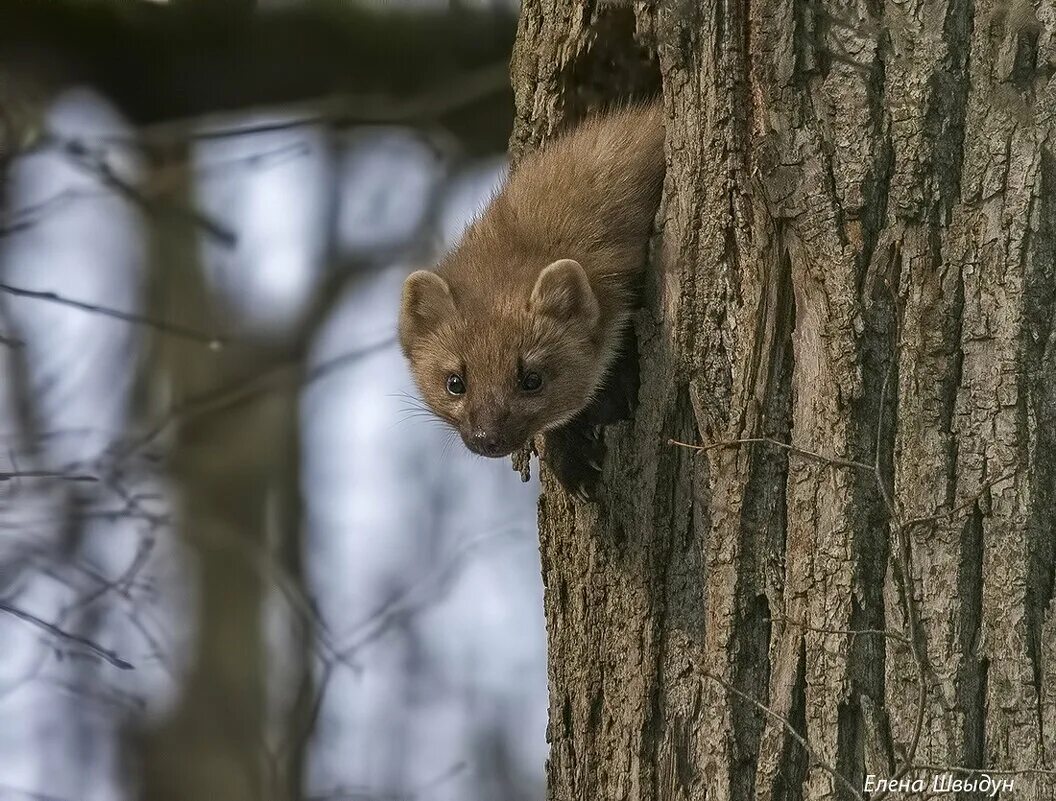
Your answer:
1025,147 -> 1056,772
748,1 -> 891,793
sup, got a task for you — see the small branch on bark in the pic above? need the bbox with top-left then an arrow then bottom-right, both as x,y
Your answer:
668,437 -> 873,472
670,398 -> 1025,794
701,670 -> 865,801
767,613 -> 911,645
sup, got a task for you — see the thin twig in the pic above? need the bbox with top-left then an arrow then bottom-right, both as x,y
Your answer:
0,468 -> 98,483
902,469 -> 1016,530
0,282 -> 227,348
109,335 -> 396,464
53,136 -> 238,248
768,613 -> 911,645
910,764 -> 1056,778
0,332 -> 25,348
872,370 -> 897,519
2,141 -> 312,241
702,670 -> 864,801
114,60 -> 511,147
669,436 -> 874,472
0,601 -> 133,670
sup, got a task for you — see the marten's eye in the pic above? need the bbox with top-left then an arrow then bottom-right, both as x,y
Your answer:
446,374 -> 466,395
520,371 -> 543,393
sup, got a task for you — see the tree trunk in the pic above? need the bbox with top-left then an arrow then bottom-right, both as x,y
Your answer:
136,148 -> 310,801
512,1 -> 1056,799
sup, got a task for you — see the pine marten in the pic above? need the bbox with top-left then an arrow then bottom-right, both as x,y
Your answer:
398,102 -> 665,499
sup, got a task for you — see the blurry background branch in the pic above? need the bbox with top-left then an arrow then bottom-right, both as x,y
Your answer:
0,282 -> 229,346
0,3 -> 547,801
3,0 -> 516,155
0,600 -> 134,670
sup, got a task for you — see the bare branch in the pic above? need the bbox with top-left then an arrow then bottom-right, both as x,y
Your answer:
0,782 -> 72,801
110,335 -> 396,462
0,600 -> 133,670
0,468 -> 98,483
114,60 -> 511,147
1,141 -> 310,240
50,135 -> 238,248
0,282 -> 228,348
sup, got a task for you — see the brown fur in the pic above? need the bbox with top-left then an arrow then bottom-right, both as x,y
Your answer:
399,102 -> 665,459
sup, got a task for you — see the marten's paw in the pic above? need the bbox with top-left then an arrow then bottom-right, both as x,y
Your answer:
589,330 -> 640,427
542,419 -> 605,502
540,335 -> 639,501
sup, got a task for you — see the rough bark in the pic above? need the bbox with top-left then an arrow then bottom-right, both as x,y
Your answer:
512,0 -> 1056,799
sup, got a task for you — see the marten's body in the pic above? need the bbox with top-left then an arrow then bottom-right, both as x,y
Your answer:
399,103 -> 665,496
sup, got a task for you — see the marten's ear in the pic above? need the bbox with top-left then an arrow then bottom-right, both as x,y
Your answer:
530,259 -> 599,326
400,270 -> 456,350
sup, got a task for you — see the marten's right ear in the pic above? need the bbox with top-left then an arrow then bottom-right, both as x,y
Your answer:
400,271 -> 456,350
530,259 -> 600,326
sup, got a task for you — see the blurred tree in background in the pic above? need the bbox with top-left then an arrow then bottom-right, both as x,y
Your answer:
8,1 -> 1056,800
2,3 -> 548,801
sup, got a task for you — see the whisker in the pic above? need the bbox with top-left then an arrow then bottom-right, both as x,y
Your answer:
389,413 -> 439,433
397,407 -> 433,419
396,399 -> 434,414
395,411 -> 436,423
439,429 -> 461,463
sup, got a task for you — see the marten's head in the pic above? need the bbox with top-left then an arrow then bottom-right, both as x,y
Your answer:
398,259 -> 604,458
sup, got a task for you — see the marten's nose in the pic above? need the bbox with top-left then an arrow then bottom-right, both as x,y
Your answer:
469,429 -> 505,457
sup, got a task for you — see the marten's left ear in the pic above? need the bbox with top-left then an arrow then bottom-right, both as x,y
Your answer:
530,259 -> 600,326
